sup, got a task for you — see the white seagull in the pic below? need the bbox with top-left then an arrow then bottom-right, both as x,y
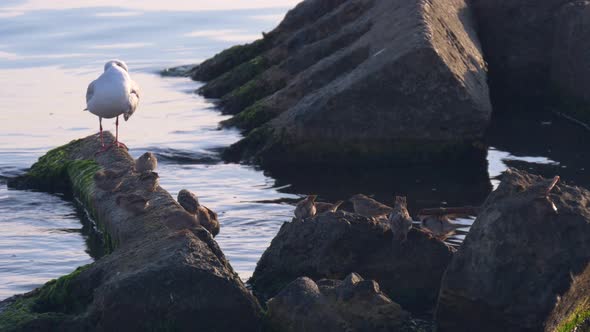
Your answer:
85,59 -> 140,151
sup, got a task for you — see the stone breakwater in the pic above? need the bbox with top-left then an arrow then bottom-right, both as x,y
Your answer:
1,133 -> 262,332
169,0 -> 590,167
2,134 -> 589,331
169,0 -> 493,167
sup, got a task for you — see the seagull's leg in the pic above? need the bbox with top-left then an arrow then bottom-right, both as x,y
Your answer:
114,116 -> 128,150
96,117 -> 109,154
99,117 -> 104,147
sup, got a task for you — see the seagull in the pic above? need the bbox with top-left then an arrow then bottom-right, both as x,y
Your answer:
85,60 -> 140,152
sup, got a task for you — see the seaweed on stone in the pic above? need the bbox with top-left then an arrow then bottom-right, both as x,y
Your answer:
0,265 -> 92,332
191,39 -> 270,82
221,101 -> 277,133
198,56 -> 271,99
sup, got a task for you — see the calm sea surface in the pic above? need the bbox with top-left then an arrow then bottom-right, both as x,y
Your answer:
0,0 -> 588,300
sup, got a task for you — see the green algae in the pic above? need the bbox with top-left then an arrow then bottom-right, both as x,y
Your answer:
192,38 -> 269,82
68,160 -> 100,207
556,301 -> 590,332
219,75 -> 287,114
222,101 -> 277,133
223,125 -> 486,168
18,139 -> 84,192
199,56 -> 271,98
0,265 -> 91,331
34,265 -> 92,314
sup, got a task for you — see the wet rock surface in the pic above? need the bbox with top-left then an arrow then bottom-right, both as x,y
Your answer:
265,273 -> 413,332
471,0 -> 590,122
249,211 -> 455,312
2,133 -> 262,332
183,0 -> 492,166
436,168 -> 590,332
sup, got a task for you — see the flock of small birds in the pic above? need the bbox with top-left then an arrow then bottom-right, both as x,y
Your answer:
294,193 -> 464,241
96,148 -> 463,241
94,151 -> 220,236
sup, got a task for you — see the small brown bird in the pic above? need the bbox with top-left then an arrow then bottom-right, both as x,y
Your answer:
388,196 -> 413,243
420,215 -> 462,238
135,152 -> 157,173
163,210 -> 200,231
177,189 -> 220,236
116,193 -> 149,215
94,169 -> 123,192
294,195 -> 317,221
139,171 -> 159,192
350,194 -> 393,219
315,200 -> 344,214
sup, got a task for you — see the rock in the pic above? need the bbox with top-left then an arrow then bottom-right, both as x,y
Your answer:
159,64 -> 198,77
266,274 -> 412,332
2,133 -> 262,332
551,1 -> 590,123
249,211 -> 454,312
191,0 -> 492,166
471,0 -> 590,122
436,168 -> 590,331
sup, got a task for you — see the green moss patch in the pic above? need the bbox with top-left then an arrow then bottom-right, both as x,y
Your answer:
224,125 -> 487,168
222,102 -> 277,133
15,139 -> 83,191
556,302 -> 590,332
191,38 -> 269,82
199,56 -> 271,99
0,265 -> 92,331
34,265 -> 92,314
219,75 -> 287,115
68,160 -> 101,206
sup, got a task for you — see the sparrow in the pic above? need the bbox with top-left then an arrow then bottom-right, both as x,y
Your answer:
116,193 -> 149,215
135,152 -> 158,173
177,189 -> 220,236
315,200 -> 344,214
294,195 -> 317,221
350,194 -> 393,219
388,196 -> 413,243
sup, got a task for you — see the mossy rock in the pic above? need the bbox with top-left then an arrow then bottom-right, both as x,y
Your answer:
160,65 -> 197,77
223,126 -> 487,168
556,301 -> 590,332
218,75 -> 287,115
221,101 -> 277,133
198,56 -> 271,99
0,265 -> 92,332
191,39 -> 269,82
8,139 -> 100,196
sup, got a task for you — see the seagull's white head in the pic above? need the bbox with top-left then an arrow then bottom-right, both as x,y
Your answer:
104,59 -> 129,73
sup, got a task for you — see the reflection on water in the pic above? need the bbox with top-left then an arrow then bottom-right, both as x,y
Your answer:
0,186 -> 93,298
0,1 -> 589,302
0,2 -> 295,300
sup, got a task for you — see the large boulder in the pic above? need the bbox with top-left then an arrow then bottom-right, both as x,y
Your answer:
249,211 -> 455,312
471,0 -> 590,122
265,273 -> 412,332
2,133 -> 262,332
551,1 -> 590,123
436,168 -> 590,331
183,0 -> 492,166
